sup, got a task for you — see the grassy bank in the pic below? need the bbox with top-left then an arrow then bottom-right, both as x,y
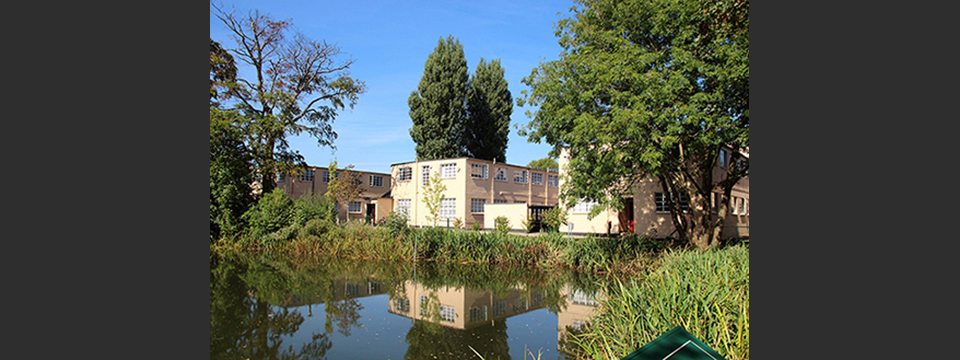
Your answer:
563,244 -> 749,360
212,217 -> 675,276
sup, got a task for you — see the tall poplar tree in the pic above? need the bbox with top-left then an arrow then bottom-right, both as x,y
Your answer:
408,35 -> 469,161
464,58 -> 512,162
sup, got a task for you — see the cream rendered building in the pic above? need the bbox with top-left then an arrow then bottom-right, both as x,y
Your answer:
557,147 -> 749,238
389,157 -> 559,229
276,165 -> 394,223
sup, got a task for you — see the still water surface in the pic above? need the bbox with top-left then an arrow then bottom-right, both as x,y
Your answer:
210,252 -> 605,359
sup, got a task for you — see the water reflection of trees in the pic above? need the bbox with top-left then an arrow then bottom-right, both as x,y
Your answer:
405,319 -> 510,360
323,298 -> 363,336
210,251 -> 606,359
210,253 -> 333,360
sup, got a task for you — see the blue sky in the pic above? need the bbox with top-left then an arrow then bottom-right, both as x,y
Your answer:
210,0 -> 578,174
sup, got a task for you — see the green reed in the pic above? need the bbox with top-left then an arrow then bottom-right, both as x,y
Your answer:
566,245 -> 749,360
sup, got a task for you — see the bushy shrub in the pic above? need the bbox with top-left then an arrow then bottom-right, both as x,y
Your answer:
494,216 -> 511,236
293,190 -> 337,225
242,188 -> 296,242
520,214 -> 536,233
541,206 -> 568,233
384,211 -> 409,238
299,218 -> 335,238
452,217 -> 464,229
471,220 -> 483,231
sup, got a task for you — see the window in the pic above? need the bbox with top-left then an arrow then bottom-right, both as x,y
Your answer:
440,198 -> 456,220
370,175 -> 383,187
420,295 -> 429,315
730,197 -> 738,215
746,199 -> 749,215
300,169 -> 314,182
531,172 -> 543,185
493,199 -> 507,204
398,167 -> 412,181
346,284 -> 360,297
398,199 -> 411,217
422,165 -> 431,185
514,297 -> 527,311
469,306 -> 487,322
719,149 -> 728,168
572,199 -> 597,213
394,297 -> 410,313
471,163 -> 488,179
737,197 -> 746,215
322,171 -> 330,183
495,168 -> 507,181
493,301 -> 507,316
441,163 -> 457,178
471,199 -> 485,213
655,192 -> 689,213
548,175 -> 558,187
514,170 -> 527,184
277,172 -> 286,182
348,202 -> 362,213
439,305 -> 456,322
514,201 -> 526,205
569,289 -> 599,306
350,173 -> 362,185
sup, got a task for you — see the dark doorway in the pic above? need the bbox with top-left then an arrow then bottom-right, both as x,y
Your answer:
618,198 -> 634,233
366,203 -> 376,224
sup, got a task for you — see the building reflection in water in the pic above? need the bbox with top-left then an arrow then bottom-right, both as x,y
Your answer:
556,285 -> 602,348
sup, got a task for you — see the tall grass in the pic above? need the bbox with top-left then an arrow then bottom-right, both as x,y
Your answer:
214,221 -> 671,276
566,245 -> 749,360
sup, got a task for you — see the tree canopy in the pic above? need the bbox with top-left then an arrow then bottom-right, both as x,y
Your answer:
211,3 -> 366,195
409,36 -> 511,162
409,35 -> 470,161
527,157 -> 558,171
518,0 -> 749,249
464,58 -> 512,163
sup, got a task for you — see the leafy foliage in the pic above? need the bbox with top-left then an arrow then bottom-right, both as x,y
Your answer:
384,211 -> 410,238
211,3 -> 366,194
409,36 -> 512,162
421,171 -> 448,226
408,35 -> 469,161
526,157 -> 558,171
540,206 -> 568,233
210,106 -> 255,242
242,188 -> 297,246
323,159 -> 364,223
464,58 -> 512,162
518,0 -> 749,249
293,189 -> 337,225
494,216 -> 511,236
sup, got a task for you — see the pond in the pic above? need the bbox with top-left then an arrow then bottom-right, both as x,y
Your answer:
210,252 -> 606,359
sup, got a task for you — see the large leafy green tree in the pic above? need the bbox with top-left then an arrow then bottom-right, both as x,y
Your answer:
527,157 -> 558,171
212,4 -> 366,195
210,106 -> 255,242
519,0 -> 749,249
464,58 -> 512,162
210,39 -> 254,242
408,35 -> 470,161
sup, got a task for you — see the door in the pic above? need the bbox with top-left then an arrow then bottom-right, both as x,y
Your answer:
618,197 -> 634,233
366,203 -> 376,224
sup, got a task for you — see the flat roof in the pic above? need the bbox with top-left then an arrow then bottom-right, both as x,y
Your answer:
389,157 -> 558,173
